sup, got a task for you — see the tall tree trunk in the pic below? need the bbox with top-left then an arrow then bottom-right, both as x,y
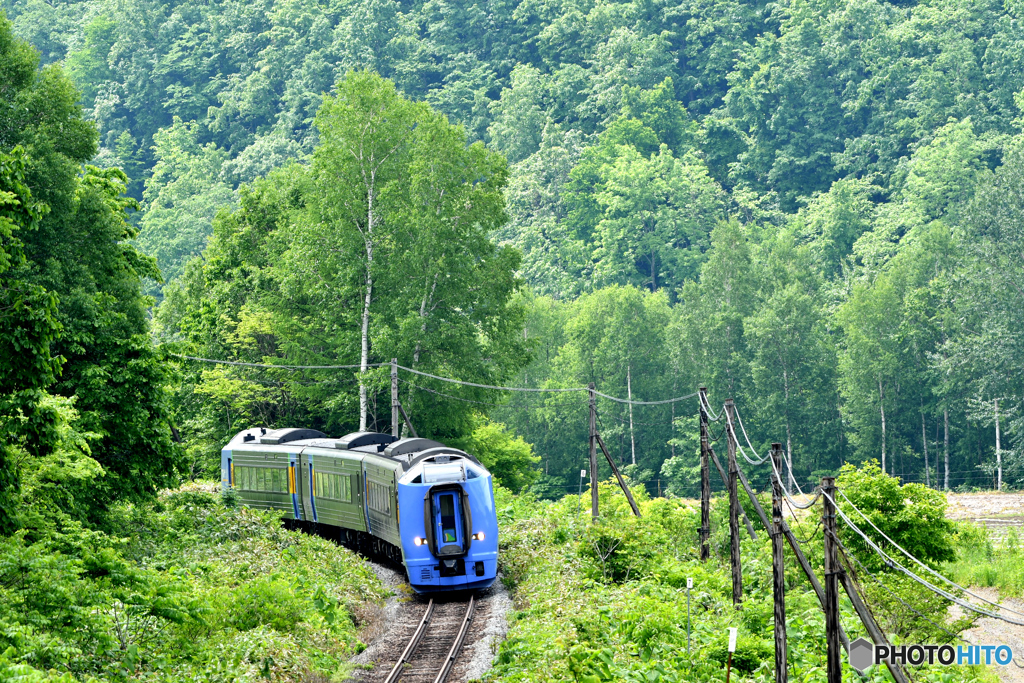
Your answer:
995,398 -> 1002,491
651,250 -> 657,291
782,365 -> 795,491
879,380 -> 887,474
627,364 -> 636,466
413,273 -> 439,365
922,402 -> 929,488
944,407 -> 950,491
359,186 -> 376,432
670,378 -> 675,459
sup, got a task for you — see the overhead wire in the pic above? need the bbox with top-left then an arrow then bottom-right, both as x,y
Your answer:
171,352 -> 701,406
699,392 -> 722,421
836,489 -> 1024,619
832,529 -> 959,641
170,353 -> 380,370
823,490 -> 1024,626
723,406 -> 769,466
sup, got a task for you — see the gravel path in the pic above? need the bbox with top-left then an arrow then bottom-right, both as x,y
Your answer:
947,492 -> 1024,546
948,587 -> 1024,683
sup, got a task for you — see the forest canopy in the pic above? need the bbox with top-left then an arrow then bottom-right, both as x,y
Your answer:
3,0 -> 1024,497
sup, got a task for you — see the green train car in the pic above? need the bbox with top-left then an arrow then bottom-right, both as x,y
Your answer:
221,428 -> 405,560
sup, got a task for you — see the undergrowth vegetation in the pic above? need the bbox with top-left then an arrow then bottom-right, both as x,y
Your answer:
945,523 -> 1024,598
487,473 -> 995,683
0,483 -> 387,682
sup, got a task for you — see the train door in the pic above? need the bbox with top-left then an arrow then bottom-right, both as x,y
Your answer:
298,451 -> 316,523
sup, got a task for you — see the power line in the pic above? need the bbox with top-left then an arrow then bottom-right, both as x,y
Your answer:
832,529 -> 959,641
836,489 -> 1024,619
169,353 -> 378,370
825,490 -> 1024,626
170,352 -> 702,406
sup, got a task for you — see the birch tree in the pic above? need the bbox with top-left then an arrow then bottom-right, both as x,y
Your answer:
313,72 -> 424,430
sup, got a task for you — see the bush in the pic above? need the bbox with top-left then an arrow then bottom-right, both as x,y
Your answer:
837,460 -> 955,568
229,576 -> 306,633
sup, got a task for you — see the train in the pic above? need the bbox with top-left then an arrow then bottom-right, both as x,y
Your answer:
220,427 -> 498,593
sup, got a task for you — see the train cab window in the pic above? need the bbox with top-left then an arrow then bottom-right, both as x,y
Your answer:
423,463 -> 465,484
434,492 -> 463,549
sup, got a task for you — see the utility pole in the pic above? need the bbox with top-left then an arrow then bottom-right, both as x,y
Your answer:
589,383 -> 599,521
391,359 -> 399,438
726,398 -> 742,607
699,388 -> 711,562
771,444 -> 787,683
822,477 -> 841,683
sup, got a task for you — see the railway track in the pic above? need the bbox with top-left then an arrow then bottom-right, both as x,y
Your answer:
381,595 -> 476,683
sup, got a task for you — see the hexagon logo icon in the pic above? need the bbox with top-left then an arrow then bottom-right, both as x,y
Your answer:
849,637 -> 875,671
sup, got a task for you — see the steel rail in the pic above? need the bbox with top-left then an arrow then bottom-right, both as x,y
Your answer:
384,599 -> 435,683
433,596 -> 476,683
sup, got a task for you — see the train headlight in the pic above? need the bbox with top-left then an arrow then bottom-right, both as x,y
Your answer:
472,532 -> 485,541
414,537 -> 425,546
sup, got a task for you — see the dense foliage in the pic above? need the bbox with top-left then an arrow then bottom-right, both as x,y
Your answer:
486,468 -> 987,682
0,484 -> 386,681
0,14 -> 181,530
6,0 -> 1021,492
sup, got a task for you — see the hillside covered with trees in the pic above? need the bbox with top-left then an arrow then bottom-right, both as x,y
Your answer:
5,0 -> 1024,504
14,0 -> 1017,495
5,0 -> 1024,679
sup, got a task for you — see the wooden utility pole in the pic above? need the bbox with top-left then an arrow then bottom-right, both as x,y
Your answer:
699,388 -> 711,561
391,359 -> 400,438
710,447 -> 757,541
726,399 -> 742,606
838,551 -> 910,683
822,477 -> 841,683
589,383 -> 599,521
770,444 -> 787,683
595,434 -> 641,517
780,519 -> 852,654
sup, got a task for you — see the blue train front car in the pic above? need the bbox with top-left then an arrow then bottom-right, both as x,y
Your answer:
397,453 -> 498,592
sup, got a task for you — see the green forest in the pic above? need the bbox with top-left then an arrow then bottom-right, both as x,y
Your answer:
3,0 -> 1024,677
7,0 -> 1019,494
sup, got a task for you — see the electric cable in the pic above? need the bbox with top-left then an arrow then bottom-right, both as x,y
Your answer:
700,392 -> 722,421
836,489 -> 1024,619
823,491 -> 1024,626
170,353 -> 381,370
172,352 -> 703,405
831,528 -> 959,641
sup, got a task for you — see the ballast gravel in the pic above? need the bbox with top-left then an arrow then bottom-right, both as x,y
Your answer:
346,562 -> 511,683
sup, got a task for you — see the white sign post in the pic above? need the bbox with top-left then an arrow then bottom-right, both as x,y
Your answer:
726,627 -> 738,683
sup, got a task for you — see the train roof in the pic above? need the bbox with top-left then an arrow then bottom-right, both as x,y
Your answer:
225,428 -> 484,473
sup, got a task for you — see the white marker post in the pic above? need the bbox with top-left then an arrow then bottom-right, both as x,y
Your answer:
726,627 -> 738,683
686,578 -> 693,656
576,469 -> 587,520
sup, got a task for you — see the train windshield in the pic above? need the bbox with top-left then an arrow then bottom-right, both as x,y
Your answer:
434,491 -> 464,550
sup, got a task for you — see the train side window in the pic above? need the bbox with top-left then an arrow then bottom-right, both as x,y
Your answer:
367,481 -> 390,513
